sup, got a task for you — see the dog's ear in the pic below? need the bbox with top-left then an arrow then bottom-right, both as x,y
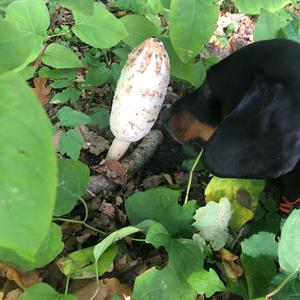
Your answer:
202,78 -> 300,179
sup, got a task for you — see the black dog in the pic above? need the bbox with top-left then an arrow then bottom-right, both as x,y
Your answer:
167,39 -> 300,206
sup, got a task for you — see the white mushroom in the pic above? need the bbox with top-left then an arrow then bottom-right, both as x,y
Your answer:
106,38 -> 170,160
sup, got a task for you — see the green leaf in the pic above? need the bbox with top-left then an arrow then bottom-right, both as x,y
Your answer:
59,129 -> 84,160
42,43 -> 83,69
0,73 -> 56,267
254,9 -> 288,41
233,0 -> 291,14
0,18 -> 35,74
58,244 -> 118,279
188,268 -> 226,297
18,66 -> 36,80
205,177 -> 265,229
18,283 -> 76,300
72,5 -> 128,49
54,159 -> 89,216
88,107 -> 110,129
94,226 -> 141,262
84,63 -> 111,87
5,0 -> 50,37
57,106 -> 91,127
193,197 -> 232,250
133,223 -> 202,300
241,232 -> 278,259
169,0 -> 218,63
125,188 -> 197,237
278,209 -> 300,273
269,272 -> 300,300
120,15 -> 158,47
114,0 -> 147,14
279,18 -> 300,42
39,67 -> 77,80
50,79 -> 72,89
241,254 -> 277,299
57,0 -> 94,15
51,87 -> 80,104
161,37 -> 195,85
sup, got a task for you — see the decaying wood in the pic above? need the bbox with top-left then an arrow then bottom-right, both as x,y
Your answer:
83,130 -> 163,200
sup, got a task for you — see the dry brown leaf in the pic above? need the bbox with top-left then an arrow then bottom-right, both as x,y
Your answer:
33,77 -> 52,105
0,263 -> 40,290
4,289 -> 22,300
219,248 -> 243,280
81,127 -> 110,156
70,277 -> 131,300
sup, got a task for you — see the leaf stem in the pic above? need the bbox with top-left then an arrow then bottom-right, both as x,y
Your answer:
53,217 -> 106,235
64,276 -> 70,294
265,270 -> 298,299
184,150 -> 203,205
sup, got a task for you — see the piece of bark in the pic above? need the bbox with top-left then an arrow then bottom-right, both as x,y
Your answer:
83,130 -> 163,199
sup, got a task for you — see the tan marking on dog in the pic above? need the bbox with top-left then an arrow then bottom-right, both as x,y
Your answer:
167,111 -> 216,143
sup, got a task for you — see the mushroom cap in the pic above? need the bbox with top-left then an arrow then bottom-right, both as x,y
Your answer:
110,38 -> 170,142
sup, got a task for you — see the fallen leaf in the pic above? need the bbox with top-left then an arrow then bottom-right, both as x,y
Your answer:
5,289 -> 22,300
219,248 -> 243,280
0,263 -> 40,290
33,77 -> 52,105
81,126 -> 110,155
69,277 -> 131,300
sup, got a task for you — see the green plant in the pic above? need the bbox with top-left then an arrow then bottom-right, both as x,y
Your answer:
1,0 -> 300,298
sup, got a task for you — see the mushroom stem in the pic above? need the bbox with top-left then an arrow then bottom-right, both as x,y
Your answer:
106,138 -> 131,160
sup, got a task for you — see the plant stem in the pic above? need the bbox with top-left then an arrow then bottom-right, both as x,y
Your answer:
44,31 -> 68,40
265,269 -> 298,299
184,150 -> 203,205
53,217 -> 106,235
64,276 -> 70,295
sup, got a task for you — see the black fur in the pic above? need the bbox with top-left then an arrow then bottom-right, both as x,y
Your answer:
167,39 -> 300,200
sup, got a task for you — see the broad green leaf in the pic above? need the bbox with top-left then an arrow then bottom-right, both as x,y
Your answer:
94,226 -> 141,262
59,129 -> 84,160
241,232 -> 278,259
279,18 -> 300,42
133,223 -> 202,300
57,0 -> 94,15
88,107 -> 110,129
72,5 -> 128,49
114,0 -> 147,14
241,254 -> 276,299
50,79 -> 72,89
188,268 -> 226,297
254,9 -> 287,41
278,209 -> 300,273
19,283 -> 76,300
42,43 -> 83,69
39,67 -> 77,80
54,159 -> 89,216
205,177 -> 265,229
58,244 -> 118,279
5,0 -> 50,37
18,66 -> 36,80
51,87 -> 80,104
0,73 -> 56,266
161,37 -> 195,85
0,222 -> 63,271
125,188 -> 197,237
120,15 -> 158,47
57,106 -> 91,127
169,0 -> 218,63
269,272 -> 300,300
0,18 -> 35,74
193,197 -> 232,250
233,0 -> 291,14
84,63 -> 111,87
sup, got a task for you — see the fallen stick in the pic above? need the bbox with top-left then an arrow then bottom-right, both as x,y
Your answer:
83,130 -> 163,200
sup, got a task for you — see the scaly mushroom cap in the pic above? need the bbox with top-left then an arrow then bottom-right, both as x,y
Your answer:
109,38 -> 170,143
